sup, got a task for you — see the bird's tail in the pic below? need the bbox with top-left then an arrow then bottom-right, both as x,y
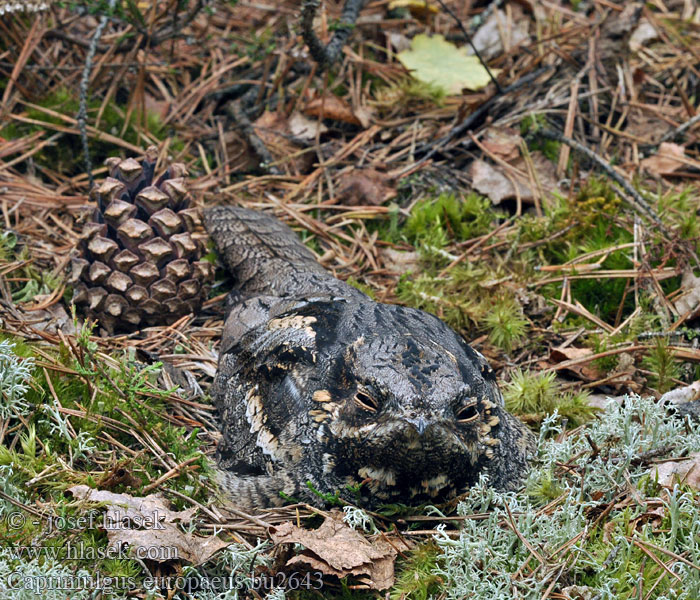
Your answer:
203,206 -> 326,297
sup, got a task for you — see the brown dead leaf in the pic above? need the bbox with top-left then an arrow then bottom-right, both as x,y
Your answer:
549,346 -> 601,381
470,151 -> 558,205
253,111 -> 314,175
640,142 -> 687,176
629,18 -> 658,51
270,511 -> 410,590
337,169 -> 396,206
67,485 -> 228,565
470,159 -> 524,205
672,269 -> 700,320
304,94 -> 370,127
652,452 -> 700,491
380,247 -> 420,272
481,127 -> 522,162
469,7 -> 530,61
288,111 -> 328,141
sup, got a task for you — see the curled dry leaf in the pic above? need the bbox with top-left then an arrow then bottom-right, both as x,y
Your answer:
481,127 -> 522,162
672,269 -> 700,320
288,111 -> 328,141
304,93 -> 372,128
270,511 -> 410,590
470,148 -> 559,205
67,485 -> 229,566
337,169 -> 396,206
652,452 -> 700,491
469,8 -> 530,61
640,142 -> 687,176
380,247 -> 420,273
549,346 -> 602,382
629,18 -> 658,51
253,111 -> 313,174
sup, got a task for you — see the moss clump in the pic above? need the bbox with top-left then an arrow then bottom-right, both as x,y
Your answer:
401,192 -> 497,248
503,369 -> 596,426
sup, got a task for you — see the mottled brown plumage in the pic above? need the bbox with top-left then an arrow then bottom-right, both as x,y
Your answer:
205,206 -> 535,508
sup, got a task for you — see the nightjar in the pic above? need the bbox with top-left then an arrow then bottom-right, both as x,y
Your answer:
204,206 -> 535,509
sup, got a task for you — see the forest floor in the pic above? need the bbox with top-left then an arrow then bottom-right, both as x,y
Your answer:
1,1 -> 700,599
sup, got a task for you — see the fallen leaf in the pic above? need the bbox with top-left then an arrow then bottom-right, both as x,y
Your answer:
337,169 -> 396,206
629,18 -> 658,51
288,111 -> 327,140
640,142 -> 687,176
380,247 -> 420,272
470,159 -> 522,204
652,452 -> 700,491
672,269 -> 700,320
386,31 -> 411,53
253,111 -> 313,174
470,151 -> 559,205
304,94 -> 363,126
398,34 -> 498,94
270,511 -> 410,590
388,0 -> 438,20
660,380 -> 700,406
625,111 -> 673,145
481,127 -> 522,162
549,346 -> 602,381
67,485 -> 228,566
469,8 -> 530,61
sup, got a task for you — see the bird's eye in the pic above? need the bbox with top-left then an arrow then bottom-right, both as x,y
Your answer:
456,402 -> 479,423
354,390 -> 379,413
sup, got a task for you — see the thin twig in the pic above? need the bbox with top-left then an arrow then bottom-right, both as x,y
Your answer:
539,128 -> 668,233
432,0 -> 502,93
301,0 -> 366,68
77,0 -> 116,189
647,112 -> 700,147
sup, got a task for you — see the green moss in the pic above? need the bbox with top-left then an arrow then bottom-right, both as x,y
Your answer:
401,192 -> 496,248
503,369 -> 596,426
391,542 -> 442,600
483,298 -> 528,353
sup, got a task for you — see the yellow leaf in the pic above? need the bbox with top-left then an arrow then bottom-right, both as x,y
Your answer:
388,0 -> 439,19
397,34 -> 499,94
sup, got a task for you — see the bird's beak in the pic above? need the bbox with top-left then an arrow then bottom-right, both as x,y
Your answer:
405,416 -> 429,435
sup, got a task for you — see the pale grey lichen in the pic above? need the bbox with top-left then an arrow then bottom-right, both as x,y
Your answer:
343,505 -> 377,532
0,340 -> 34,419
433,395 -> 700,600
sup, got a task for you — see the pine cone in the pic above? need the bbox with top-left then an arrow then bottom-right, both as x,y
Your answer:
70,147 -> 214,333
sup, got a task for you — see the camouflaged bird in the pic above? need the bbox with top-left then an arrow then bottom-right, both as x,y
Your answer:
204,206 -> 535,509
